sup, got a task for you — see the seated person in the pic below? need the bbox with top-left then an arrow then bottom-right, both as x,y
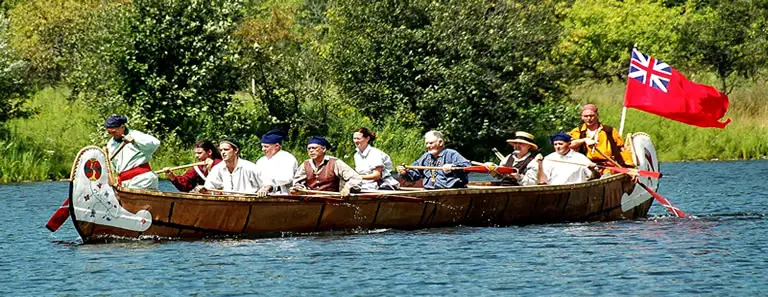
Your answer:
568,104 -> 635,172
204,138 -> 261,193
353,127 -> 400,191
396,130 -> 471,189
291,136 -> 362,197
537,132 -> 599,185
164,140 -> 222,192
493,131 -> 541,186
254,129 -> 299,197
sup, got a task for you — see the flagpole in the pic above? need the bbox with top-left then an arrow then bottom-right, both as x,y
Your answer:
619,106 -> 627,135
620,44 -> 637,135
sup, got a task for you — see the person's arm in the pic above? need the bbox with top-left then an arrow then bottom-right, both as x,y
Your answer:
291,162 -> 308,188
127,131 -> 160,154
536,154 -> 547,185
361,166 -> 383,181
334,159 -> 362,197
519,160 -> 539,186
170,167 -> 199,192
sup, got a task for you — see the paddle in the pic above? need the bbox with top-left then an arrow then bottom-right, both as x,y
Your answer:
491,147 -> 506,161
46,141 -> 129,232
155,162 -> 205,174
592,147 -> 688,218
209,189 -> 346,202
404,164 -> 517,175
299,189 -> 424,203
544,158 -> 662,179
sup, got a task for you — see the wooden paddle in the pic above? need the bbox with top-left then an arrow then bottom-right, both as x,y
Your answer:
404,164 -> 517,175
469,161 -> 519,175
592,147 -> 689,218
491,147 -> 506,161
300,189 -> 424,203
544,158 -> 662,179
209,189 -> 345,202
155,162 -> 205,174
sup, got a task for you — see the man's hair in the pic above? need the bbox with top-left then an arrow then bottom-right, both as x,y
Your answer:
424,130 -> 444,140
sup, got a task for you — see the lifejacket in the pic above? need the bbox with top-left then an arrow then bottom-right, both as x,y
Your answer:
304,158 -> 340,191
500,153 -> 535,186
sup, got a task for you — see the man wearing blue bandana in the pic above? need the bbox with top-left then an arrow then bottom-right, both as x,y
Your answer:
291,136 -> 362,197
536,132 -> 599,185
204,138 -> 261,193
396,130 -> 471,189
105,114 -> 160,190
254,129 -> 299,197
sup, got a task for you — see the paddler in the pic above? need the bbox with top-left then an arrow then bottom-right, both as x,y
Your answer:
291,136 -> 362,197
490,131 -> 542,186
204,138 -> 261,193
254,129 -> 299,197
163,140 -> 222,192
105,114 -> 161,190
396,130 -> 471,189
568,104 -> 635,173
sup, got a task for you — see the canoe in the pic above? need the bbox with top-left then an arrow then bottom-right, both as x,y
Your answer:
65,133 -> 660,243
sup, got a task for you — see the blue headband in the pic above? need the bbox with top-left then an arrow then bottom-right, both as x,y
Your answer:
308,136 -> 334,151
105,115 -> 128,128
550,132 -> 572,144
261,129 -> 285,144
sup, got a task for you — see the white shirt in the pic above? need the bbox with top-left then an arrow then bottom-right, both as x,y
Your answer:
204,158 -> 261,193
541,150 -> 595,185
255,150 -> 299,194
354,145 -> 399,190
106,129 -> 160,190
499,152 -> 539,186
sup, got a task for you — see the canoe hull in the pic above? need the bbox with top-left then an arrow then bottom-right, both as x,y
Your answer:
72,174 -> 651,242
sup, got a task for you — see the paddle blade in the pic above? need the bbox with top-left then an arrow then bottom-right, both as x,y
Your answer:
461,165 -> 517,175
639,182 -> 689,218
46,199 -> 70,232
606,166 -> 662,179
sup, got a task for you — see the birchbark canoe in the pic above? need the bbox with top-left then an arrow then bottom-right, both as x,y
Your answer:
65,133 -> 660,243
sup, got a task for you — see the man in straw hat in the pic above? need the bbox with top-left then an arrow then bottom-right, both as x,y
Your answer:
291,136 -> 362,197
492,131 -> 542,186
204,138 -> 261,193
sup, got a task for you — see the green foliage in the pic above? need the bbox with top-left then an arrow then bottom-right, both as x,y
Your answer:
327,0 -> 575,159
114,0 -> 244,142
0,13 -> 37,128
675,1 -> 768,93
557,0 -> 683,81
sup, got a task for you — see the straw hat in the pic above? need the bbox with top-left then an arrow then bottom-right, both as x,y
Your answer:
506,131 -> 538,151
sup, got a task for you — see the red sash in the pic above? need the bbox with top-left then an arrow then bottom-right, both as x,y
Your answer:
118,163 -> 152,184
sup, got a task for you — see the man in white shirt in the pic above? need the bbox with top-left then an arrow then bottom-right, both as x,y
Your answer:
254,129 -> 299,197
537,132 -> 600,185
105,115 -> 161,190
204,138 -> 261,193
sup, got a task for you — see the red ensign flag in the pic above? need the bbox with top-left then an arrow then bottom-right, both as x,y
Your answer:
624,48 -> 731,128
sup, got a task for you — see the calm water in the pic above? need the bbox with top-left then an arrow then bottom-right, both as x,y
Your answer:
2,161 -> 767,296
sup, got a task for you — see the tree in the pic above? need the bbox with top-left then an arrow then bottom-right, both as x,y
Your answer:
675,1 -> 768,93
556,0 -> 684,82
326,0 -> 576,158
0,13 -> 36,129
113,0 -> 244,142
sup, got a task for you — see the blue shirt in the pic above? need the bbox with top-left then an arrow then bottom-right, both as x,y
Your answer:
403,148 -> 471,189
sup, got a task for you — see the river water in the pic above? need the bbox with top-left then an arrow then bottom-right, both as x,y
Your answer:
1,160 -> 767,296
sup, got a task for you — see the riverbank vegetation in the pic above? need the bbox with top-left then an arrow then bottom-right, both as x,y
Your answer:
0,0 -> 767,182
